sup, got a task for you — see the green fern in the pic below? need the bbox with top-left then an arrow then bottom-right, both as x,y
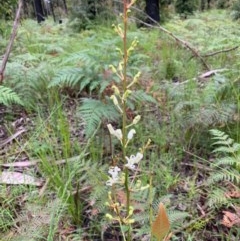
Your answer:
88,165 -> 109,212
165,74 -> 239,130
207,170 -> 239,184
6,61 -> 54,110
215,156 -> 239,166
206,129 -> 240,209
210,129 -> 240,157
168,210 -> 190,226
207,188 -> 229,208
209,129 -> 240,178
48,51 -> 107,94
78,98 -> 120,138
8,200 -> 65,241
129,90 -> 157,106
49,67 -> 87,88
0,85 -> 23,106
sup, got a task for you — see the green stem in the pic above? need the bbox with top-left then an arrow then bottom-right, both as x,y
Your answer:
122,0 -> 128,153
119,220 -> 127,241
149,174 -> 153,241
122,1 -> 131,241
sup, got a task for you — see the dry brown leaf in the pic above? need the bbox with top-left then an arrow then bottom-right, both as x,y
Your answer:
222,210 -> 240,228
91,208 -> 99,216
0,171 -> 42,186
151,203 -> 170,241
225,190 -> 240,198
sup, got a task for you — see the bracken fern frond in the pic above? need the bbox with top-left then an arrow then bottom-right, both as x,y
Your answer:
207,188 -> 229,208
206,129 -> 240,209
78,98 -> 120,138
207,170 -> 239,184
0,85 -> 23,106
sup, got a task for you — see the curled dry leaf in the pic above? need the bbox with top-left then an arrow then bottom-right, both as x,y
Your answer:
0,171 -> 42,186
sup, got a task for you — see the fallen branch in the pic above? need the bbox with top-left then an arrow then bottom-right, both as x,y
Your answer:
136,19 -> 210,70
181,162 -> 213,172
0,128 -> 26,148
0,0 -> 23,83
198,68 -> 228,79
202,46 -> 239,57
0,153 -> 89,167
130,8 -> 210,70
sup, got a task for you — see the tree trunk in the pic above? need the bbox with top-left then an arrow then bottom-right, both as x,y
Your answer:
62,0 -> 68,14
34,0 -> 45,23
88,0 -> 96,19
0,0 -> 23,83
207,0 -> 211,9
145,0 -> 160,24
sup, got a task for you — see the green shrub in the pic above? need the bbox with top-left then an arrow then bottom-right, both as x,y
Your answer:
175,0 -> 198,15
69,0 -> 116,31
216,0 -> 233,9
231,0 -> 240,20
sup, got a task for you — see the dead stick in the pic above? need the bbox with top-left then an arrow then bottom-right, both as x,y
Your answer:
0,0 -> 23,83
132,17 -> 210,70
0,128 -> 26,148
129,5 -> 210,70
202,46 -> 239,57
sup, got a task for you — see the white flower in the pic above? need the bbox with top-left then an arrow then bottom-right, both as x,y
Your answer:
107,124 -> 123,142
127,129 -> 136,140
125,152 -> 143,170
106,166 -> 121,186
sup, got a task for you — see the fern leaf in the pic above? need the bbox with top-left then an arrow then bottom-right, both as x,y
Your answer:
78,99 -> 119,138
215,156 -> 239,166
48,68 -> 84,88
131,90 -> 157,104
0,86 -> 23,106
207,170 -> 240,184
210,129 -> 227,139
212,138 -> 234,147
207,188 -> 229,207
168,210 -> 190,227
213,146 -> 237,154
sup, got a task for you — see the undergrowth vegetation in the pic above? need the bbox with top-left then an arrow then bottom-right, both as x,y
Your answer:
0,7 -> 239,241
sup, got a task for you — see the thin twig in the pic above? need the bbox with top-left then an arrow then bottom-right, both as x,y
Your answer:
172,210 -> 214,235
202,46 -> 239,57
0,128 -> 26,148
0,0 -> 23,83
181,162 -> 213,172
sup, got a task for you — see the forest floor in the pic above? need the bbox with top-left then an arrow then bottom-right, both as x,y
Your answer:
0,9 -> 239,241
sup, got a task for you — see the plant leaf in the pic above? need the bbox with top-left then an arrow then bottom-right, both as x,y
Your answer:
151,203 -> 170,241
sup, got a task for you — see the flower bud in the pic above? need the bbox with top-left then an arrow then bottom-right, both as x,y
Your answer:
105,213 -> 113,220
132,115 -> 141,125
